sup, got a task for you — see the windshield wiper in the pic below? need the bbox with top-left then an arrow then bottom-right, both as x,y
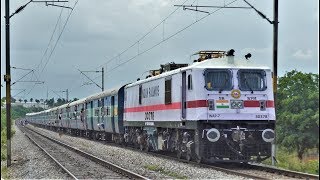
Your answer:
244,78 -> 254,94
219,78 -> 228,93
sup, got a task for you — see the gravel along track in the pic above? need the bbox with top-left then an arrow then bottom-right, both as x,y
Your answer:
27,125 -> 247,179
4,124 -> 70,179
143,151 -> 301,180
22,127 -> 130,179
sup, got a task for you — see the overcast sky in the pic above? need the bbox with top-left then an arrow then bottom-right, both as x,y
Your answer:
1,0 -> 318,101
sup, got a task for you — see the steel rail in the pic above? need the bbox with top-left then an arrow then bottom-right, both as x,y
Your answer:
22,125 -> 149,180
29,124 -> 319,179
248,163 -> 319,179
131,149 -> 267,180
32,125 -> 264,179
26,124 -> 268,179
139,145 -> 319,180
19,125 -> 77,179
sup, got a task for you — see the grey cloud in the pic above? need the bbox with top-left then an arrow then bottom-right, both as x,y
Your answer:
1,0 -> 318,100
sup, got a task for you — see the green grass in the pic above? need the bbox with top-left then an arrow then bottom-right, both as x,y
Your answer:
1,127 -> 15,161
1,166 -> 10,179
1,126 -> 15,180
263,147 -> 319,175
144,164 -> 187,179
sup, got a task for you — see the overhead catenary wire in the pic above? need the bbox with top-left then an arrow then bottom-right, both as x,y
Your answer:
19,70 -> 44,100
12,89 -> 26,98
24,0 -> 79,100
35,5 -> 64,73
51,90 -> 64,99
36,0 -> 198,98
77,69 -> 102,90
22,83 -> 36,99
11,70 -> 34,86
106,0 -> 240,74
39,0 -> 79,75
25,0 -> 79,100
96,0 -> 190,69
9,1 -> 77,101
66,74 -> 102,97
22,0 -> 239,100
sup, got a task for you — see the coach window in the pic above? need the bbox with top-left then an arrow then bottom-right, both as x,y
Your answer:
165,78 -> 172,104
139,85 -> 142,105
95,109 -> 99,116
107,107 -> 110,116
188,74 -> 193,90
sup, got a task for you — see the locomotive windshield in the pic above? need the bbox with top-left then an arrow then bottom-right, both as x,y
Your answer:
238,69 -> 266,91
205,69 -> 232,91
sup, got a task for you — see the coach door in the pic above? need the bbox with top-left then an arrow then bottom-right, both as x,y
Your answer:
111,96 -> 116,133
86,101 -> 94,130
181,72 -> 187,119
91,101 -> 94,130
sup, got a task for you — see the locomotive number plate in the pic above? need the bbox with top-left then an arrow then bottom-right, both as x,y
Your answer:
247,97 -> 257,100
256,114 -> 268,118
209,114 -> 221,118
145,112 -> 155,120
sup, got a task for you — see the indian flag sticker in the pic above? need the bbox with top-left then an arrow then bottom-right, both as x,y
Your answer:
216,99 -> 229,108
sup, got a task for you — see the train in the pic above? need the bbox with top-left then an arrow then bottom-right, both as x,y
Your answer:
26,49 -> 276,163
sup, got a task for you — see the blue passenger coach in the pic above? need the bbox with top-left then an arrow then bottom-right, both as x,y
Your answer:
34,86 -> 126,141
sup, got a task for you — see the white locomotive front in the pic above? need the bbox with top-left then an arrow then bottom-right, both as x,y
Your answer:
124,50 -> 275,162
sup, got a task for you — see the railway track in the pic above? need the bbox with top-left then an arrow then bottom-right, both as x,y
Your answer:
28,124 -> 319,180
18,125 -> 148,180
246,163 -> 320,179
148,150 -> 319,180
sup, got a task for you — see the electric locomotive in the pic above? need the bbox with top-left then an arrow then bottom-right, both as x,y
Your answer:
123,49 -> 275,162
26,49 -> 276,163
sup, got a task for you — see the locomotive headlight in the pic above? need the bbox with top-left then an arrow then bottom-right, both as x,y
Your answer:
230,100 -> 244,109
206,128 -> 220,142
262,129 -> 275,143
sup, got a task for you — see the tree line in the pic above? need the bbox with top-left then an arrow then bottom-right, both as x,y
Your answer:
8,97 -> 79,108
276,70 -> 319,160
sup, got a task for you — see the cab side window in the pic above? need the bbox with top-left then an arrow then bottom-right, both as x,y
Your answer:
165,78 -> 172,104
188,74 -> 193,90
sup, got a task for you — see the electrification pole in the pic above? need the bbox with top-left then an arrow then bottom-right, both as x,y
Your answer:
273,0 -> 278,106
272,0 -> 278,166
5,0 -> 12,167
4,0 -> 70,167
